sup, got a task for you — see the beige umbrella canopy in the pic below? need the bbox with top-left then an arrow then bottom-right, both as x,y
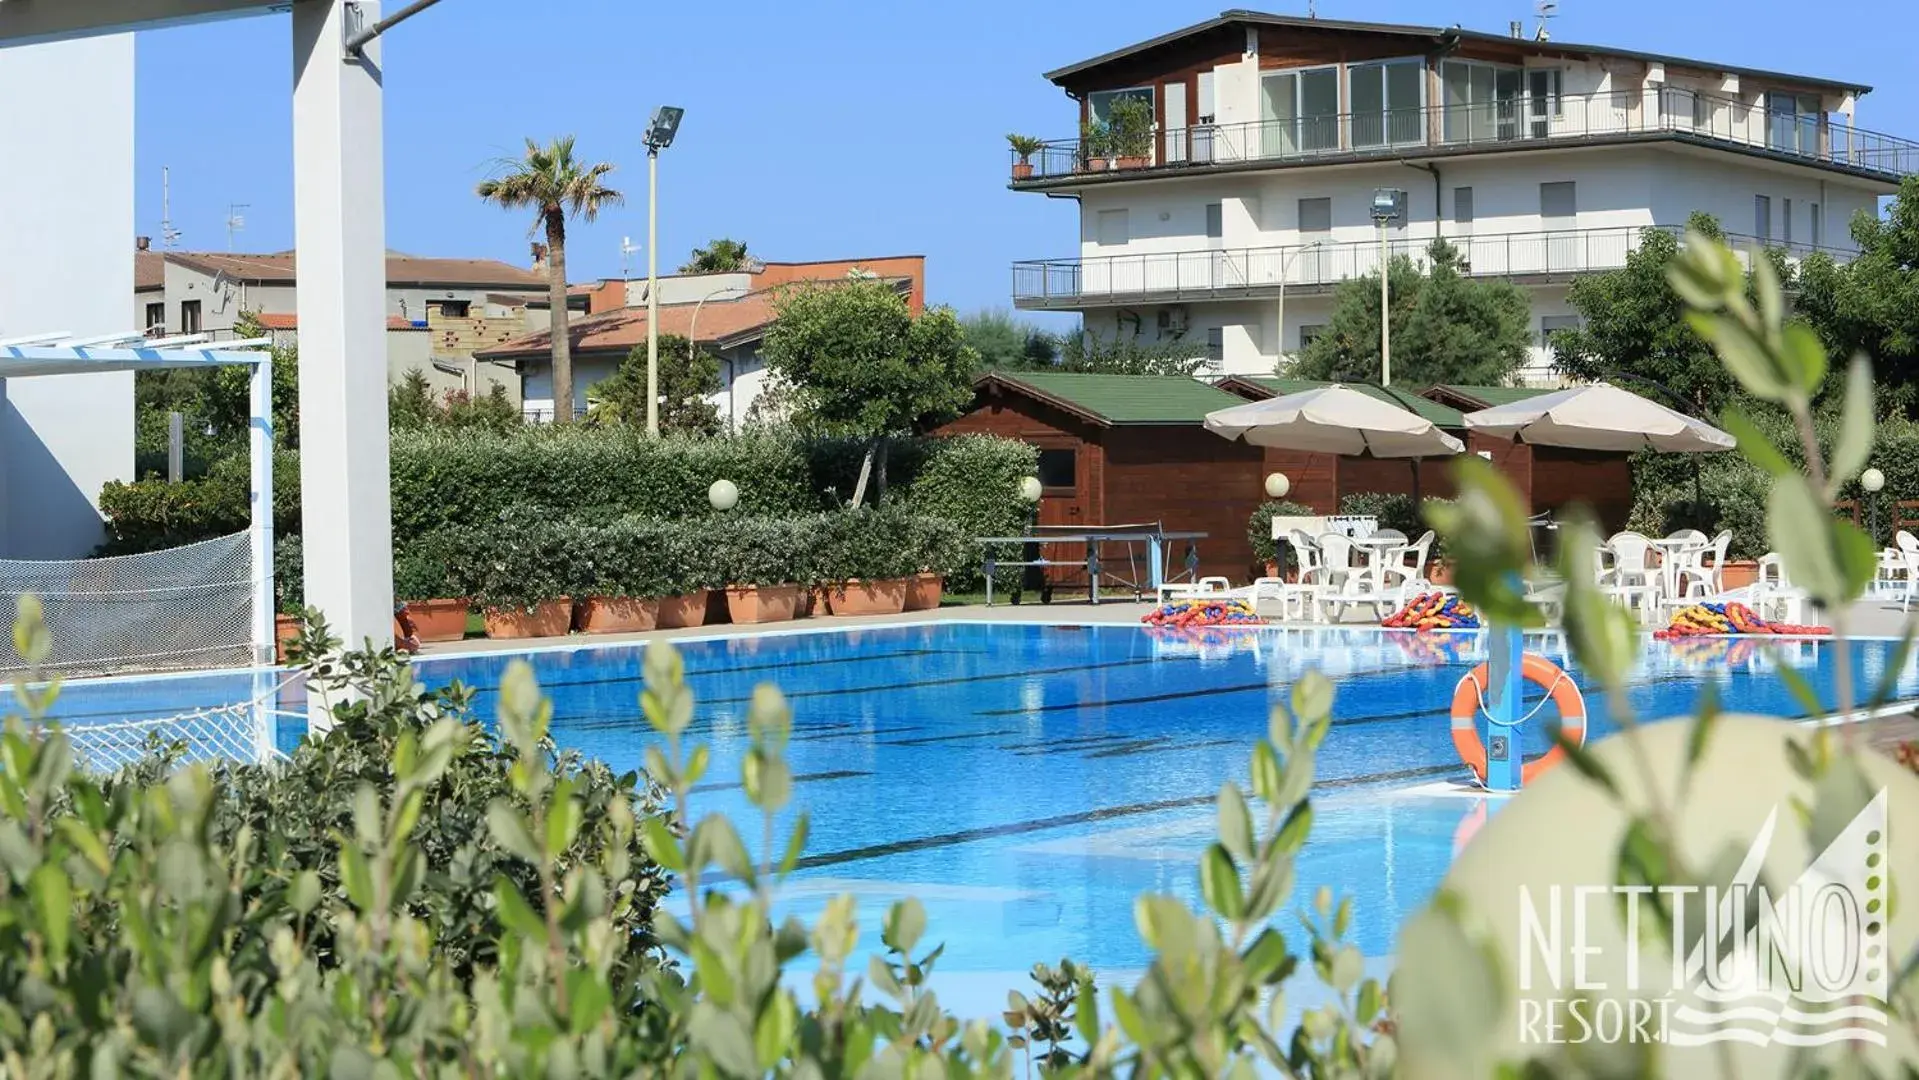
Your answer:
1204,385 -> 1466,457
1461,383 -> 1734,453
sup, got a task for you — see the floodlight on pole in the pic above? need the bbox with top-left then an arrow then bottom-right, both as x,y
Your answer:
1370,188 -> 1403,386
643,105 -> 686,438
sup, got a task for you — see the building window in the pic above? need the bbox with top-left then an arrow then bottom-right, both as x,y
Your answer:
1298,324 -> 1327,349
1766,91 -> 1822,156
1783,198 -> 1793,247
1205,202 -> 1223,239
1261,67 -> 1339,155
1539,181 -> 1576,224
1036,447 -> 1077,491
1298,196 -> 1332,235
1096,208 -> 1129,246
1755,194 -> 1772,241
1811,202 -> 1822,248
1527,68 -> 1563,130
1539,314 -> 1583,351
144,302 -> 165,334
1349,58 -> 1425,147
1205,327 -> 1225,365
1454,186 -> 1475,236
180,299 -> 201,335
1088,87 -> 1153,126
1442,60 -> 1523,143
439,299 -> 471,318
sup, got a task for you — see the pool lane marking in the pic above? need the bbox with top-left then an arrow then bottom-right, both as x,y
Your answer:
1086,737 -> 1241,759
882,729 -> 1024,747
693,768 -> 870,795
440,647 -> 959,696
778,761 -> 1465,873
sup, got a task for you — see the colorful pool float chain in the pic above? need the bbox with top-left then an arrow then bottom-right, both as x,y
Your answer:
1141,598 -> 1265,628
1382,592 -> 1480,630
1654,601 -> 1830,639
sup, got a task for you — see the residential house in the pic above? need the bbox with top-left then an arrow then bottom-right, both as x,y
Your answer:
1008,11 -> 1917,383
479,256 -> 926,424
132,242 -> 549,401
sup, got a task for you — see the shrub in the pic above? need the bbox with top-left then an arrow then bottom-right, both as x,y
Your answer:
1338,491 -> 1422,537
393,535 -> 460,601
709,515 -> 811,587
273,534 -> 303,614
902,434 -> 1036,589
443,512 -> 585,611
814,505 -> 920,582
578,518 -> 677,599
1247,499 -> 1315,567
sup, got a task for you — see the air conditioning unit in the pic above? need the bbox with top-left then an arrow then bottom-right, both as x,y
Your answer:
1161,305 -> 1190,334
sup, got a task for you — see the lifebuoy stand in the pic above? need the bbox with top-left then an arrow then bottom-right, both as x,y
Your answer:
1484,618 -> 1525,791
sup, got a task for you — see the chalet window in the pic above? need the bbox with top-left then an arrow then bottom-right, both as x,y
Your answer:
439,299 -> 471,318
1205,202 -> 1223,239
144,302 -> 165,334
1036,448 -> 1076,490
1096,208 -> 1129,246
1298,197 -> 1332,235
180,299 -> 201,335
1349,58 -> 1425,148
1205,327 -> 1225,365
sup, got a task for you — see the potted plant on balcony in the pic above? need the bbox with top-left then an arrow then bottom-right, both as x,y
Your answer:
714,515 -> 806,625
573,519 -> 669,634
393,539 -> 470,643
1107,96 -> 1155,170
1007,133 -> 1045,180
1079,118 -> 1115,172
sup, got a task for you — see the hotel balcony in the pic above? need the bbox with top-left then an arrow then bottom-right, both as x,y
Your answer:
1009,87 -> 1919,188
1011,226 -> 1845,310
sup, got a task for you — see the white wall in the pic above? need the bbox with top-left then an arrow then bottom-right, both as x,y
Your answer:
0,34 -> 135,557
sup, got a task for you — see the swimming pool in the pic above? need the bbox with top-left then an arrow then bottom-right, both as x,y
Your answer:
22,621 -> 1915,993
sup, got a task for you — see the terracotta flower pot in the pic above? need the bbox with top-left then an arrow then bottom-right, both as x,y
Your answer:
806,585 -> 832,617
828,578 -> 909,617
1116,155 -> 1149,170
903,572 -> 944,611
403,598 -> 469,643
1720,560 -> 1760,590
275,613 -> 301,663
1011,161 -> 1034,180
482,599 -> 572,640
656,590 -> 711,629
724,583 -> 802,625
576,595 -> 660,634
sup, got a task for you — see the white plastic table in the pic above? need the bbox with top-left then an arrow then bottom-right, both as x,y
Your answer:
1648,537 -> 1708,603
1350,535 -> 1409,594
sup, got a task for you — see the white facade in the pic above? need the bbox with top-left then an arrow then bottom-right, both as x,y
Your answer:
0,34 -> 136,558
1016,20 -> 1900,386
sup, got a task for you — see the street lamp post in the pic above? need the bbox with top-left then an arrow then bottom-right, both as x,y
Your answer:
1275,241 -> 1323,365
1863,466 -> 1887,544
642,105 -> 685,438
1370,189 -> 1403,386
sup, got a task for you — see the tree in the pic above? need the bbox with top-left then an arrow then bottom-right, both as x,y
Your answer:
584,334 -> 723,435
476,136 -> 621,423
761,280 -> 977,503
1796,176 -> 1919,413
1055,329 -> 1207,375
680,238 -> 750,274
1290,238 -> 1531,387
958,309 -> 1055,369
389,370 -> 522,434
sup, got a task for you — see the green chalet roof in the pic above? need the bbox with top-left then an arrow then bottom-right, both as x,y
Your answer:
1222,376 -> 1467,428
1426,384 -> 1559,410
978,371 -> 1247,425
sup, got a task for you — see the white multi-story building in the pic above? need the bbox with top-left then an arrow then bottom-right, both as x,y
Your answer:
1009,12 -> 1915,383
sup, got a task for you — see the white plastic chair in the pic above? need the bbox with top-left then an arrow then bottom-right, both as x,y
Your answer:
1752,553 -> 1809,623
1156,575 -> 1231,603
1381,530 -> 1435,600
1597,531 -> 1657,618
1898,532 -> 1919,611
1315,532 -> 1387,620
1676,530 -> 1732,599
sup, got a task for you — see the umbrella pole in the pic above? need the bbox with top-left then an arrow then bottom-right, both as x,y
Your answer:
1411,458 -> 1423,514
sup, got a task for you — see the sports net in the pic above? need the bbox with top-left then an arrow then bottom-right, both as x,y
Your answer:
53,675 -> 296,772
0,532 -> 259,679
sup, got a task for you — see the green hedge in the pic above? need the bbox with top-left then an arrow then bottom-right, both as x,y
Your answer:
899,435 -> 1036,589
1247,500 -> 1314,568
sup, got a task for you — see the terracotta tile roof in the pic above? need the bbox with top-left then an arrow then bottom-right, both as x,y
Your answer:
477,290 -> 780,361
164,251 -> 546,289
251,312 -> 421,331
135,250 -> 165,291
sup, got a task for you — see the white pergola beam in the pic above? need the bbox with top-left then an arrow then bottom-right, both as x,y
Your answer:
0,0 -> 278,47
293,0 -> 393,670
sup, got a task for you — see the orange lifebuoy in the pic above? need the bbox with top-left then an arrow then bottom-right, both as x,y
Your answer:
1452,798 -> 1489,856
1449,653 -> 1585,785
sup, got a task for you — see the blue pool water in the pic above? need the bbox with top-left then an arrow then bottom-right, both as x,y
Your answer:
21,622 -> 1916,986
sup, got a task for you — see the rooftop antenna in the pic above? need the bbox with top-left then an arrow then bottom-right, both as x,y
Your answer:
1534,0 -> 1557,40
1306,0 -> 1316,16
225,203 -> 250,252
160,166 -> 182,249
620,235 -> 640,280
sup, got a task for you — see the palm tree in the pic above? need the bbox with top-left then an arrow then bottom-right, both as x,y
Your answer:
476,136 -> 621,422
680,237 -> 750,274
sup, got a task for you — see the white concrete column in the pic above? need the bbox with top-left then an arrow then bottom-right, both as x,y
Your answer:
292,0 -> 393,654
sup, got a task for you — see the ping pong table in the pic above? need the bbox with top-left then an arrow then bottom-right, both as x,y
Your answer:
975,523 -> 1208,605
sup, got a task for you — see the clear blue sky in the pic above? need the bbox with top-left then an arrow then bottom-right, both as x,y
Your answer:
135,0 -> 1915,321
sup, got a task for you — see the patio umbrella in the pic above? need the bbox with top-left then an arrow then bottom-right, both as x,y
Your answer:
1205,384 -> 1464,512
1204,385 -> 1466,458
1460,383 -> 1734,453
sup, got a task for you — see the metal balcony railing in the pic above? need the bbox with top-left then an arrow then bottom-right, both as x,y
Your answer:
1011,226 -> 1853,305
1011,86 -> 1919,182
